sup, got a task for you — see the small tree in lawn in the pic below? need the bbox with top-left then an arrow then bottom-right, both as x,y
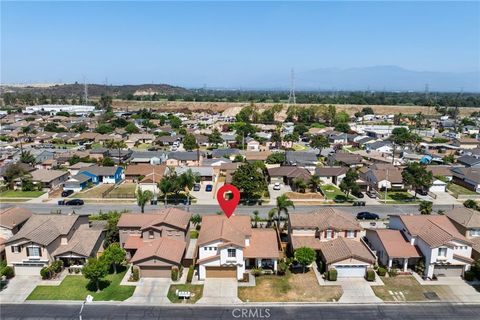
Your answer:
339,168 -> 359,199
402,162 -> 433,199
294,247 -> 316,273
136,188 -> 153,213
190,214 -> 202,228
252,210 -> 260,228
82,258 -> 108,292
102,243 -> 126,274
419,200 -> 433,215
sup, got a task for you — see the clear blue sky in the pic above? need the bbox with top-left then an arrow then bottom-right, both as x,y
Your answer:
1,1 -> 479,88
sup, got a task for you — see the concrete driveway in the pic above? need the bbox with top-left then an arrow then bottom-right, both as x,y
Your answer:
337,278 -> 382,303
124,278 -> 171,304
197,278 -> 241,304
0,276 -> 41,302
436,277 -> 480,303
268,183 -> 291,205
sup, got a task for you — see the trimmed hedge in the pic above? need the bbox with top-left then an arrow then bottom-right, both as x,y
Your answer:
366,269 -> 376,282
1,266 -> 14,279
186,265 -> 194,283
327,269 -> 337,281
171,267 -> 179,281
377,267 -> 387,276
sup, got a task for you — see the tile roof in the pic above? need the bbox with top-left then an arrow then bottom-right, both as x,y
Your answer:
319,237 -> 376,264
446,207 -> 480,228
80,165 -> 120,176
393,215 -> 471,248
289,207 -> 361,231
130,237 -> 186,264
315,166 -> 348,177
471,237 -> 480,255
30,169 -> 69,183
243,229 -> 280,259
451,167 -> 480,183
53,222 -> 105,258
117,208 -> 191,231
197,215 -> 252,247
367,229 -> 421,258
0,207 -> 33,229
7,214 -> 80,246
124,234 -> 144,250
124,164 -> 166,177
268,166 -> 312,181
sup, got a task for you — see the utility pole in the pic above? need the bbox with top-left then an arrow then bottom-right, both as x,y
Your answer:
384,169 -> 389,204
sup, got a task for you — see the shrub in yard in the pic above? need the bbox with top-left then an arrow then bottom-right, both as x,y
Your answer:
277,261 -> 289,275
377,267 -> 387,276
171,267 -> 179,281
366,269 -> 376,282
40,267 -> 51,280
464,271 -> 476,281
186,265 -> 194,283
388,268 -> 398,277
130,266 -> 139,281
327,269 -> 337,281
1,266 -> 14,279
51,260 -> 63,273
251,267 -> 263,277
415,259 -> 425,275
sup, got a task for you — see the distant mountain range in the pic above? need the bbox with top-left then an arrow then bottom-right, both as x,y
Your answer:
229,66 -> 478,92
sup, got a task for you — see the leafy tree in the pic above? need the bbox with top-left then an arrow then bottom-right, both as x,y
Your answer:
72,123 -> 88,133
125,123 -> 140,134
82,258 -> 109,292
231,162 -> 267,201
251,210 -> 260,228
284,132 -> 299,142
361,107 -> 374,115
275,194 -> 294,230
101,243 -> 126,274
294,247 -> 316,273
190,214 -> 202,227
401,163 -> 433,199
178,169 -> 200,204
266,153 -> 285,164
168,115 -> 182,128
309,174 -> 321,192
419,200 -> 433,215
111,117 -> 129,128
208,128 -> 223,147
20,151 -> 36,165
96,124 -> 114,134
390,127 -> 412,164
101,156 -> 115,167
158,174 -> 178,204
183,133 -> 198,151
463,199 -> 479,210
293,179 -> 307,193
293,124 -> 309,136
310,135 -> 329,152
322,105 -> 337,125
136,188 -> 153,213
334,122 -> 350,133
3,164 -> 27,189
90,211 -> 123,246
233,154 -> 244,163
442,154 -> 455,164
44,122 -> 66,133
104,140 -> 127,165
99,94 -> 113,112
333,111 -> 349,125
339,168 -> 359,198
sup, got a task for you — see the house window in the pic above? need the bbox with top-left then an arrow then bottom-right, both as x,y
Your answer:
11,246 -> 21,253
227,248 -> 236,258
149,230 -> 154,239
471,229 -> 480,237
204,247 -> 208,251
438,247 -> 447,257
326,230 -> 333,239
26,246 -> 41,257
346,230 -> 355,238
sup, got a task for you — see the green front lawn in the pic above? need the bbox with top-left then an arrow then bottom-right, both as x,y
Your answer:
167,284 -> 203,304
384,191 -> 419,204
447,183 -> 477,196
320,185 -> 349,201
107,183 -> 137,198
27,267 -> 135,301
372,275 -> 448,302
0,190 -> 45,198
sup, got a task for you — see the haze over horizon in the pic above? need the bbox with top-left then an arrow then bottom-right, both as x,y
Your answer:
1,1 -> 479,92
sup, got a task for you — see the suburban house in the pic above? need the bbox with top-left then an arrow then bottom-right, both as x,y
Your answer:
365,229 -> 422,272
29,169 -> 70,190
288,208 -> 376,277
124,164 -> 166,183
0,207 -> 33,261
196,215 -> 280,280
451,167 -> 480,193
166,151 -> 202,167
327,152 -> 364,167
315,167 -> 348,186
267,166 -> 311,186
446,207 -> 480,260
128,151 -> 168,164
63,173 -> 92,192
285,151 -> 318,170
389,215 -> 473,278
4,214 -> 105,275
175,166 -> 215,182
117,208 -> 191,278
457,155 -> 480,168
361,164 -> 404,191
68,162 -> 95,175
79,165 -> 124,185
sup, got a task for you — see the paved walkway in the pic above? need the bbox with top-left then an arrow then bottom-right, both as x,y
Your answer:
412,274 -> 480,303
197,278 -> 241,304
123,278 -> 171,304
337,278 -> 383,303
0,276 -> 41,302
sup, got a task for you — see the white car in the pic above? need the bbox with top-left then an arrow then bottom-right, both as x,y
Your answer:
273,182 -> 281,190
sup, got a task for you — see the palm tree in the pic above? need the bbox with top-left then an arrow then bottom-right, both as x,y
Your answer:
308,174 -> 321,192
158,176 -> 174,206
293,179 -> 307,193
136,188 -> 153,213
178,169 -> 200,205
251,210 -> 260,228
104,140 -> 127,166
20,126 -> 31,153
275,195 -> 294,230
267,208 -> 276,227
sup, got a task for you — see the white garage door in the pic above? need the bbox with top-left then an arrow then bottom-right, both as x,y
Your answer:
334,265 -> 367,277
434,265 -> 464,277
429,185 -> 446,193
14,265 -> 44,276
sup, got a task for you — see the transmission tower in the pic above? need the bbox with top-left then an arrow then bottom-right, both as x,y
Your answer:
83,77 -> 88,105
425,83 -> 430,116
288,68 -> 296,104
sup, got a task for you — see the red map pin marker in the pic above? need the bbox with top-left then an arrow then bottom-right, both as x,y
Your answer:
216,184 -> 240,218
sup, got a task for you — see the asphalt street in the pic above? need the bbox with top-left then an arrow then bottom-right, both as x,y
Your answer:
1,303 -> 480,320
0,202 -> 456,218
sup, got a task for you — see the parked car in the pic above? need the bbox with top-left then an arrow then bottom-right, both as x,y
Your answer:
61,190 -> 74,197
273,182 -> 281,190
356,211 -> 379,220
65,199 -> 84,206
352,201 -> 366,206
352,190 -> 364,198
205,184 -> 213,192
416,189 -> 428,196
366,190 -> 377,198
193,183 -> 201,192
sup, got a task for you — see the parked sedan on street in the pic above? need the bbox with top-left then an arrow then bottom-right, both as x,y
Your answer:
356,211 -> 379,220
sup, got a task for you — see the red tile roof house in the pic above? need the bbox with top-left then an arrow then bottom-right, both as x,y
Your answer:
446,207 -> 480,260
0,207 -> 33,260
196,215 -> 280,280
389,214 -> 474,279
289,208 -> 376,278
117,208 -> 191,278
